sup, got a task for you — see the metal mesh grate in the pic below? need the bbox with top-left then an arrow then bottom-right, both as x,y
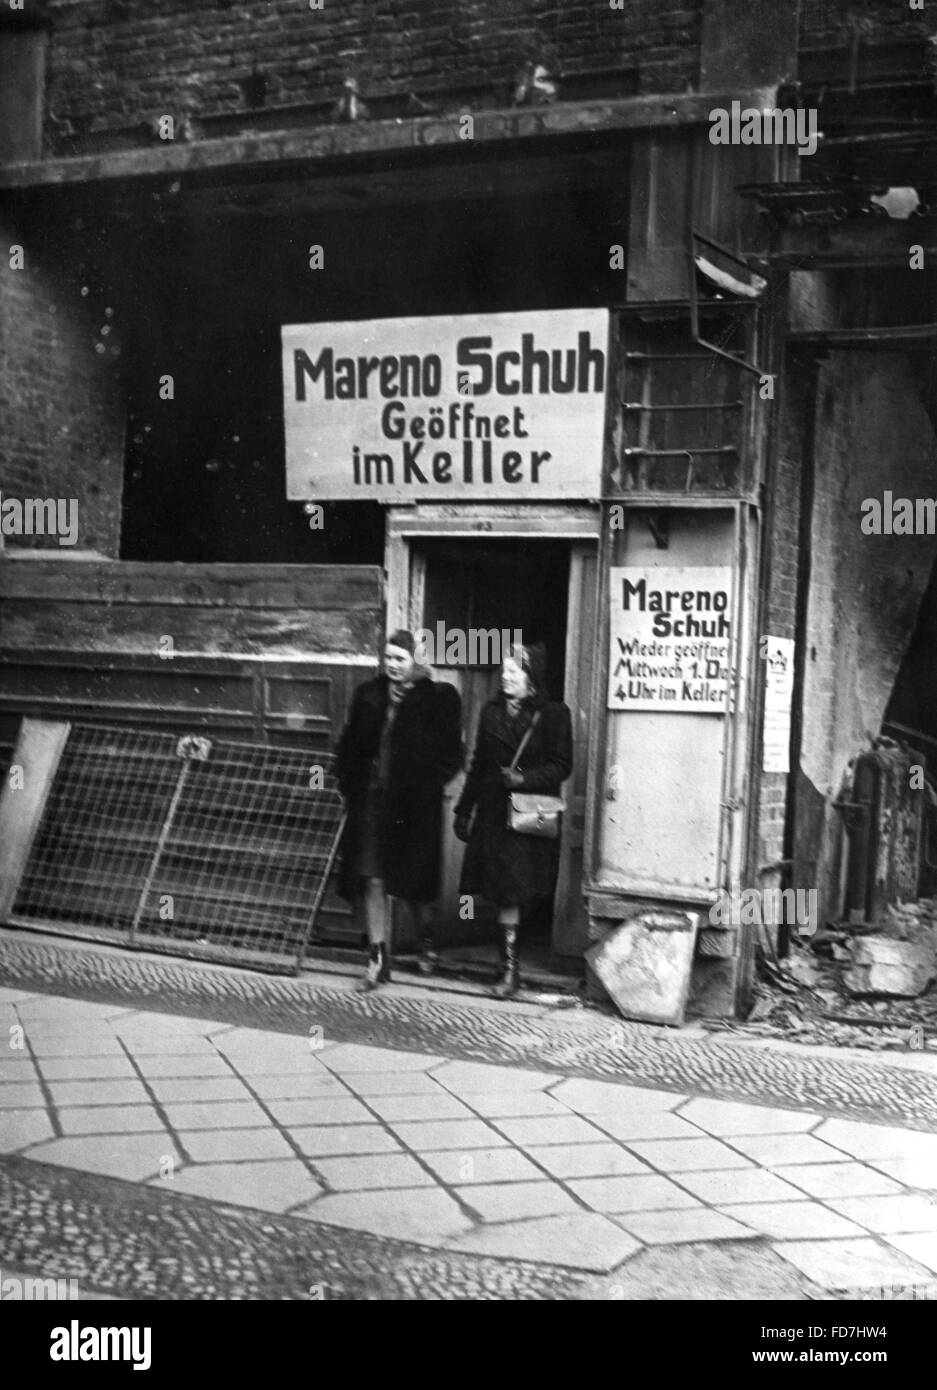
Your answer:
12,723 -> 346,973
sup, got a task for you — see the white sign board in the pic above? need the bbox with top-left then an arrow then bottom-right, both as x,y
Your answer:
608,567 -> 733,713
282,309 -> 609,502
762,635 -> 795,772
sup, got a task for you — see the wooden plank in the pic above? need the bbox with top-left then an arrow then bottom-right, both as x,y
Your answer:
0,561 -> 382,609
0,600 -> 379,655
0,717 -> 70,922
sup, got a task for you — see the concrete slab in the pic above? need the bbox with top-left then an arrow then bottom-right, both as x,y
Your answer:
319,1045 -> 444,1073
0,1058 -> 39,1082
58,1106 -> 167,1136
117,1032 -> 223,1056
0,1110 -> 56,1150
678,1098 -> 821,1136
49,1079 -> 151,1108
212,1027 -> 320,1053
113,1013 -> 229,1037
525,1143 -> 652,1180
460,1180 -> 579,1222
727,1133 -> 848,1167
161,1101 -> 271,1131
36,1055 -> 138,1080
550,1078 -> 685,1113
773,1236 -> 934,1291
27,1033 -> 126,1058
885,1233 -> 937,1275
585,1111 -> 711,1142
15,998 -> 124,1020
826,1195 -> 937,1234
146,1077 -> 255,1104
444,1212 -> 641,1272
130,1054 -> 236,1079
419,1147 -> 544,1185
814,1118 -> 937,1164
300,1186 -> 472,1243
310,1153 -> 438,1190
265,1095 -> 375,1127
0,988 -> 39,1004
363,1092 -> 476,1123
153,1160 -> 323,1214
718,1202 -> 868,1240
339,1071 -> 447,1097
387,1118 -> 507,1151
287,1124 -> 402,1157
626,1138 -> 754,1172
215,1048 -> 329,1076
0,1083 -> 46,1108
490,1115 -> 610,1147
460,1091 -> 574,1119
614,1209 -> 757,1245
774,1162 -> 905,1199
28,1133 -> 183,1182
568,1174 -> 701,1213
431,1061 -> 560,1093
676,1169 -> 807,1205
242,1071 -> 354,1100
870,1158 -> 937,1191
177,1127 -> 295,1163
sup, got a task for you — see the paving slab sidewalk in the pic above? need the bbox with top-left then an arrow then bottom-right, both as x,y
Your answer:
2,982 -> 937,1298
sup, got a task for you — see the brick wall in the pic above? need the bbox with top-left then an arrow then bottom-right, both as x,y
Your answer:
40,0 -> 703,154
800,0 -> 933,46
755,360 -> 806,875
0,210 -> 125,555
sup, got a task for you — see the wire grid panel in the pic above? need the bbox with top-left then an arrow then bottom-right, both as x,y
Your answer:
12,723 -> 346,972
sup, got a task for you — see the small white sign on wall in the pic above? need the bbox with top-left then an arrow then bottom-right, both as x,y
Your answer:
608,566 -> 733,713
762,635 -> 795,773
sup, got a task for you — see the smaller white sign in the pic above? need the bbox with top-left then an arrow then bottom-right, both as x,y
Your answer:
608,567 -> 733,713
762,635 -> 795,773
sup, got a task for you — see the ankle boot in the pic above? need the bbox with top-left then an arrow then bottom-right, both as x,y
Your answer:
362,942 -> 390,991
492,925 -> 519,998
418,933 -> 439,977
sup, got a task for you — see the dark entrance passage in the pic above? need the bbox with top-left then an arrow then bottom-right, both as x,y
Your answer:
416,538 -> 571,975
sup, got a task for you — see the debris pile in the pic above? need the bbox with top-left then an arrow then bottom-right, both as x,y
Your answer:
702,898 -> 937,1053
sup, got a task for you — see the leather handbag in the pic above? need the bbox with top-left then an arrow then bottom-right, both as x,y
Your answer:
505,711 -> 566,839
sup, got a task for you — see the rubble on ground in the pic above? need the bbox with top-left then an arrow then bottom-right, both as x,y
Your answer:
701,896 -> 937,1054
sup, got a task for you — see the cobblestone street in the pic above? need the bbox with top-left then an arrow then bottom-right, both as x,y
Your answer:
2,933 -> 937,1300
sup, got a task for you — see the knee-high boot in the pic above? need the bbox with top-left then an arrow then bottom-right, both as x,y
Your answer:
492,924 -> 519,998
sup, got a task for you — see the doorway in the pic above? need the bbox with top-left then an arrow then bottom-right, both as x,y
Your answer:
396,532 -> 596,978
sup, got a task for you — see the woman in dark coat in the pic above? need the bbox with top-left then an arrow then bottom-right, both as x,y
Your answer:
334,630 -> 463,989
454,643 -> 573,997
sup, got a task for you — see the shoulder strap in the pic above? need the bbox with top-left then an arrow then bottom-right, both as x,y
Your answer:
508,709 -> 541,771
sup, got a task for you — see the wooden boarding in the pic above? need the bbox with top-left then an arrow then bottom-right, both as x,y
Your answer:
586,909 -> 700,1026
0,717 -> 71,923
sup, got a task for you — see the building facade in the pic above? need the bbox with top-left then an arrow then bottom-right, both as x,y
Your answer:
1,0 -> 935,1015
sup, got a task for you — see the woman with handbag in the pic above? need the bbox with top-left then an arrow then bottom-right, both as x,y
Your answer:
453,643 -> 573,998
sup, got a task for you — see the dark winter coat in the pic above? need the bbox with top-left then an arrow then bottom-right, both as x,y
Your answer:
455,689 -> 573,908
334,670 -> 463,903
